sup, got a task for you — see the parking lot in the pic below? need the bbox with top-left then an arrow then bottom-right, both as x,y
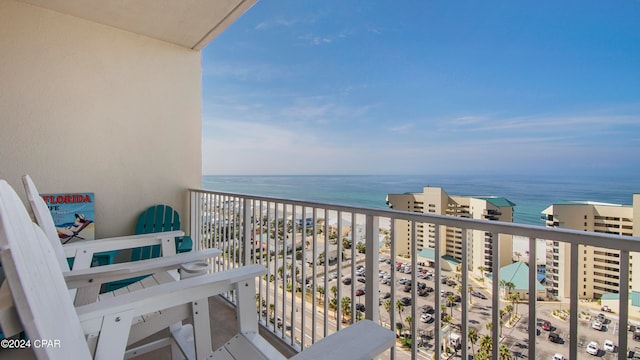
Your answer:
319,255 -> 638,359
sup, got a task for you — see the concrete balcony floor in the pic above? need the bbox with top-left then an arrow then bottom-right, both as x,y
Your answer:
0,296 -> 297,360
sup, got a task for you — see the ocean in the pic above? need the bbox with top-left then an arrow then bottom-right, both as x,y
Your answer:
201,174 -> 639,227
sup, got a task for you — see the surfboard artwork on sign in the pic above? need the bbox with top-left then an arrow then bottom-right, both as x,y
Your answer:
41,192 -> 95,243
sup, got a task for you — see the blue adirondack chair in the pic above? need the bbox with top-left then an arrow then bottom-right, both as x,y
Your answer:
103,205 -> 192,292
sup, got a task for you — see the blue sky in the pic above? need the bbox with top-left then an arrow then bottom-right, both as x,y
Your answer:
201,1 -> 640,176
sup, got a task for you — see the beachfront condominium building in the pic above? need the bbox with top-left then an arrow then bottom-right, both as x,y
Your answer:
387,187 -> 514,276
542,195 -> 640,300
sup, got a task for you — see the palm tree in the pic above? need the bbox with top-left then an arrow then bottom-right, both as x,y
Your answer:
468,285 -> 474,304
499,343 -> 512,360
395,322 -> 404,338
477,266 -> 487,281
404,315 -> 412,340
514,251 -> 522,261
499,309 -> 506,337
395,300 -> 406,330
485,322 -> 492,333
383,299 -> 392,323
446,293 -> 456,317
504,304 -> 514,323
504,281 -> 515,297
509,292 -> 521,316
329,297 -> 338,319
468,328 -> 478,358
317,285 -> 325,301
479,334 -> 492,353
341,296 -> 351,323
440,304 -> 451,324
330,285 -> 338,300
499,279 -> 507,293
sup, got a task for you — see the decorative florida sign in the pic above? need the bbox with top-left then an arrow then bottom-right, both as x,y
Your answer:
41,193 -> 95,243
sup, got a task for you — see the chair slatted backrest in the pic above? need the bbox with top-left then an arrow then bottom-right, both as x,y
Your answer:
21,175 -> 70,273
0,180 -> 90,359
132,205 -> 180,260
103,204 -> 191,292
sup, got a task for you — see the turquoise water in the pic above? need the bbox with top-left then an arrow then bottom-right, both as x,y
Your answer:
201,174 -> 639,226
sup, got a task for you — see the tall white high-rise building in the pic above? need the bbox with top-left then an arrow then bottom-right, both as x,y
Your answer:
387,187 -> 514,276
542,194 -> 640,299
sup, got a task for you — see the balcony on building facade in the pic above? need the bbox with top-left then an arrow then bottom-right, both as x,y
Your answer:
188,188 -> 640,360
483,209 -> 502,221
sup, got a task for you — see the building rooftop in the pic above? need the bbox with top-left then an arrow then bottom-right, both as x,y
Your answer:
476,197 -> 516,207
489,261 -> 546,291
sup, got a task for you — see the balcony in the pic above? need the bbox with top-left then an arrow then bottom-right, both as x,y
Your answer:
188,188 -> 640,360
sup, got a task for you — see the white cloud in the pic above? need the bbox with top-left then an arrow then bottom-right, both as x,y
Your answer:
389,123 -> 414,133
202,61 -> 292,82
255,17 -> 298,31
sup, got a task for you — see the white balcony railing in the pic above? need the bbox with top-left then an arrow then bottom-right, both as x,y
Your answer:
189,188 -> 640,360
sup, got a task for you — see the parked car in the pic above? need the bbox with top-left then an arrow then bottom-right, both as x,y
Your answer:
603,340 -> 615,352
380,292 -> 391,299
355,303 -> 365,312
403,285 -> 411,293
446,279 -> 457,286
592,320 -> 603,331
342,277 -> 352,285
471,291 -> 487,299
421,305 -> 434,314
357,277 -> 366,283
601,305 -> 613,312
355,289 -> 365,296
548,332 -> 562,344
541,320 -> 552,331
440,290 -> 454,298
420,313 -> 434,323
400,297 -> 411,306
552,354 -> 565,360
586,341 -> 599,356
418,288 -> 429,297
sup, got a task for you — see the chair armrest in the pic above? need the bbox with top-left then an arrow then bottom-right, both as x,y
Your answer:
63,248 -> 220,289
76,264 -> 267,332
290,320 -> 395,360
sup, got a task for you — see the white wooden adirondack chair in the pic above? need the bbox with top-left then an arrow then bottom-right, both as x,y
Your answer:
0,180 -> 396,359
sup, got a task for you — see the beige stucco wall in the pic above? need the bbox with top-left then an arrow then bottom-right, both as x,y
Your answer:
0,1 -> 202,237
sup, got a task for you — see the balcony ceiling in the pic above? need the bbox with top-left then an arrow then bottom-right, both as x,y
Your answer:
18,0 -> 257,50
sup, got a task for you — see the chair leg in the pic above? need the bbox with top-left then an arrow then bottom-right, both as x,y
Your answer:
235,279 -> 259,334
94,310 -> 135,360
192,298 -> 213,359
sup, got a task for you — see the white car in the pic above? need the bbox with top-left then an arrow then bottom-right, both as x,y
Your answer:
552,354 -> 565,360
591,320 -> 603,331
603,340 -> 615,352
586,341 -> 599,356
420,313 -> 434,323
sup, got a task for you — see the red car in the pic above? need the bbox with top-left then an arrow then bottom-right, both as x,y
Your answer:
541,321 -> 552,331
355,289 -> 365,296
